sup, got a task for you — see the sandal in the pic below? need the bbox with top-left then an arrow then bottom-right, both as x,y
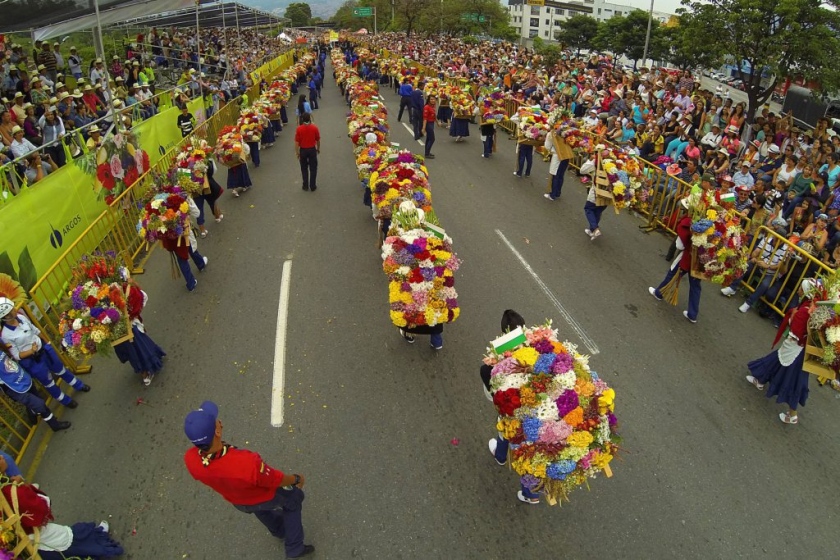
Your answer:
779,412 -> 798,424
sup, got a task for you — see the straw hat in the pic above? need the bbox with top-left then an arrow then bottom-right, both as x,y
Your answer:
89,125 -> 100,133
71,89 -> 83,98
11,125 -> 23,134
83,84 -> 92,91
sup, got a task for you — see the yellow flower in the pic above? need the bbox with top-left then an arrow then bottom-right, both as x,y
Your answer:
179,202 -> 189,214
706,209 -> 718,221
512,346 -> 539,367
520,386 -> 538,407
599,388 -> 616,413
593,451 -> 613,469
496,417 -> 520,439
567,431 -> 594,448
390,310 -> 407,327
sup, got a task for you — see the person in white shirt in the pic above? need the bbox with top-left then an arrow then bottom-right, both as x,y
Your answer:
90,58 -> 107,85
9,125 -> 38,160
583,108 -> 599,129
67,47 -> 82,79
701,123 -> 723,158
52,42 -> 64,71
732,161 -> 756,189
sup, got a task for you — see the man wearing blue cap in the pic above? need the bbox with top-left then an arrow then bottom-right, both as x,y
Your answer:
183,401 -> 314,559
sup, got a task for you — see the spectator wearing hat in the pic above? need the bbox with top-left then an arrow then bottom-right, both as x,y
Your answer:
732,161 -> 755,189
21,103 -> 42,145
90,58 -> 107,86
85,125 -> 103,151
0,303 -> 89,408
9,124 -> 39,160
37,43 -> 58,83
29,77 -> 49,111
52,42 -> 64,73
81,84 -> 104,116
719,125 -> 741,157
39,108 -> 66,167
137,83 -> 157,118
67,47 -> 82,79
183,401 -> 314,559
649,198 -> 703,323
11,92 -> 27,125
700,123 -> 723,158
110,56 -> 123,82
36,65 -> 54,93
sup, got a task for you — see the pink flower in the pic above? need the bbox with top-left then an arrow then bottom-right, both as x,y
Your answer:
110,155 -> 124,179
134,149 -> 145,174
538,419 -> 573,444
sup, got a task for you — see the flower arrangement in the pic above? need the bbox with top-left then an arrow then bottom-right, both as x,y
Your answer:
238,109 -> 265,142
483,322 -> 620,505
172,140 -> 209,195
355,143 -> 393,183
214,126 -> 246,166
511,107 -> 550,146
448,86 -> 476,119
478,89 -> 506,124
381,202 -> 460,328
136,185 -> 191,244
87,130 -> 150,206
689,200 -> 749,285
58,252 -> 133,358
252,98 -> 280,121
368,151 -> 431,219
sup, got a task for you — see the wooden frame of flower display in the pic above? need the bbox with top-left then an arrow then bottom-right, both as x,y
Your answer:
0,481 -> 41,559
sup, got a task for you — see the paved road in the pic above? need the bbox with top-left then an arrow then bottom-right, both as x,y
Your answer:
32,61 -> 840,559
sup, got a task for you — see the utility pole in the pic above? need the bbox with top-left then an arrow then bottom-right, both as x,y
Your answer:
641,0 -> 654,68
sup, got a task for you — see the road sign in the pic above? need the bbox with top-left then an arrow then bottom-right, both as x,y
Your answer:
527,0 -> 546,6
460,13 -> 486,23
353,7 -> 373,17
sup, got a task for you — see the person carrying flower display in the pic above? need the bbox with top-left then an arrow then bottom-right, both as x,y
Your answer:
544,129 -> 574,202
113,280 -> 166,387
480,120 -> 495,159
0,299 -> 90,408
745,278 -> 822,425
481,310 -> 540,504
648,198 -> 703,323
160,196 -> 208,292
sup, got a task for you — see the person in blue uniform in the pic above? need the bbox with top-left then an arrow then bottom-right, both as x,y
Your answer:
449,108 -> 470,142
514,141 -> 533,177
410,82 -> 425,141
0,299 -> 90,408
0,350 -> 71,431
745,278 -> 819,425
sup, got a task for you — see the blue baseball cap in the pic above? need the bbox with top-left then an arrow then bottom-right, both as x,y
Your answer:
184,401 -> 219,447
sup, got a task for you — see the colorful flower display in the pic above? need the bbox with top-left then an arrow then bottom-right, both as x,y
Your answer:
688,195 -> 749,285
172,140 -> 210,195
478,89 -> 506,124
368,151 -> 431,219
382,202 -> 460,328
448,86 -> 476,119
484,322 -> 620,505
511,106 -> 550,145
136,185 -> 191,244
89,130 -> 150,206
214,126 -> 247,166
238,109 -> 265,142
58,252 -> 132,359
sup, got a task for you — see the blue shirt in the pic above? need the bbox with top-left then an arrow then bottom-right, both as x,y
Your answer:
621,128 -> 636,143
0,355 -> 33,394
410,89 -> 424,110
399,84 -> 413,97
0,451 -> 21,479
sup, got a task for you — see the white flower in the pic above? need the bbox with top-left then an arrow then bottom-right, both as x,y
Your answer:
72,318 -> 83,331
491,373 -> 528,393
554,371 -> 576,391
150,199 -> 162,210
101,316 -> 112,325
396,266 -> 411,277
827,325 -> 840,344
535,400 -> 560,421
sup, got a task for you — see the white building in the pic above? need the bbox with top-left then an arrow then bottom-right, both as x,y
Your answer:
506,0 -> 673,42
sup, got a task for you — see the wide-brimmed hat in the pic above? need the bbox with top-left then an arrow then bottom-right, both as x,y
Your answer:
11,125 -> 23,134
89,125 -> 100,133
726,125 -> 738,134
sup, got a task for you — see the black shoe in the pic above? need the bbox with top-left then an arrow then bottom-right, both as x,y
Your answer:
76,383 -> 91,392
50,420 -> 71,432
66,399 -> 78,409
302,185 -> 309,191
310,186 -> 317,192
399,328 -> 415,344
287,545 -> 315,559
425,154 -> 436,159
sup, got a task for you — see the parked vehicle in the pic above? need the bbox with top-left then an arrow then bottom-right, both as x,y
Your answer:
782,85 -> 840,129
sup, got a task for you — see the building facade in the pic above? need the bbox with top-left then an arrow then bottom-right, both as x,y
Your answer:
506,0 -> 672,41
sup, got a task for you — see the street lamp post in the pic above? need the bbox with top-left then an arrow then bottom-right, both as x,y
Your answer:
641,0 -> 654,68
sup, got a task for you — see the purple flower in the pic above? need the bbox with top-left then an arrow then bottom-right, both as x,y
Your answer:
421,267 -> 436,281
90,307 -> 104,319
533,339 -> 554,354
445,298 -> 458,308
434,266 -> 445,276
555,389 -> 579,417
401,282 -> 411,292
105,308 -> 121,322
520,474 -> 541,491
552,353 -> 574,374
608,412 -> 617,427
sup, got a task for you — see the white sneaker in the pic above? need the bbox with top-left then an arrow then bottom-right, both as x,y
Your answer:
543,193 -> 555,201
683,310 -> 697,323
590,229 -> 601,241
739,302 -> 750,313
721,287 -> 736,297
746,375 -> 765,390
517,490 -> 540,505
98,520 -> 109,532
488,438 -> 505,466
584,228 -> 592,236
648,287 -> 662,301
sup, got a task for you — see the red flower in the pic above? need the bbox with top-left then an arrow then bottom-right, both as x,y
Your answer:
124,165 -> 139,187
493,388 -> 521,416
97,163 -> 116,191
142,151 -> 150,170
105,194 -> 115,205
408,268 -> 425,283
85,296 -> 98,307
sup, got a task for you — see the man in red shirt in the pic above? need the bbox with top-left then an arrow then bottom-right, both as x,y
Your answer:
423,95 -> 437,159
294,113 -> 320,191
184,401 -> 314,559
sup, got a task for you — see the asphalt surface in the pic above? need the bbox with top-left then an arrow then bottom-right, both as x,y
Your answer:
31,62 -> 840,560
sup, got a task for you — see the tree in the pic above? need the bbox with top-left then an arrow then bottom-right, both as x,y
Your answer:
285,2 -> 313,27
680,0 -> 840,121
593,10 -> 661,68
554,14 -> 600,55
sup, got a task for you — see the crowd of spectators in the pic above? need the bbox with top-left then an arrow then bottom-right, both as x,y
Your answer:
0,27 -> 297,187
360,32 -> 840,322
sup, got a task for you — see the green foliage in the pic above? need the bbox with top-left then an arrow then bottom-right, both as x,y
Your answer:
594,9 -> 660,66
680,0 -> 840,118
285,2 -> 314,27
554,14 -> 600,55
463,35 -> 478,45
